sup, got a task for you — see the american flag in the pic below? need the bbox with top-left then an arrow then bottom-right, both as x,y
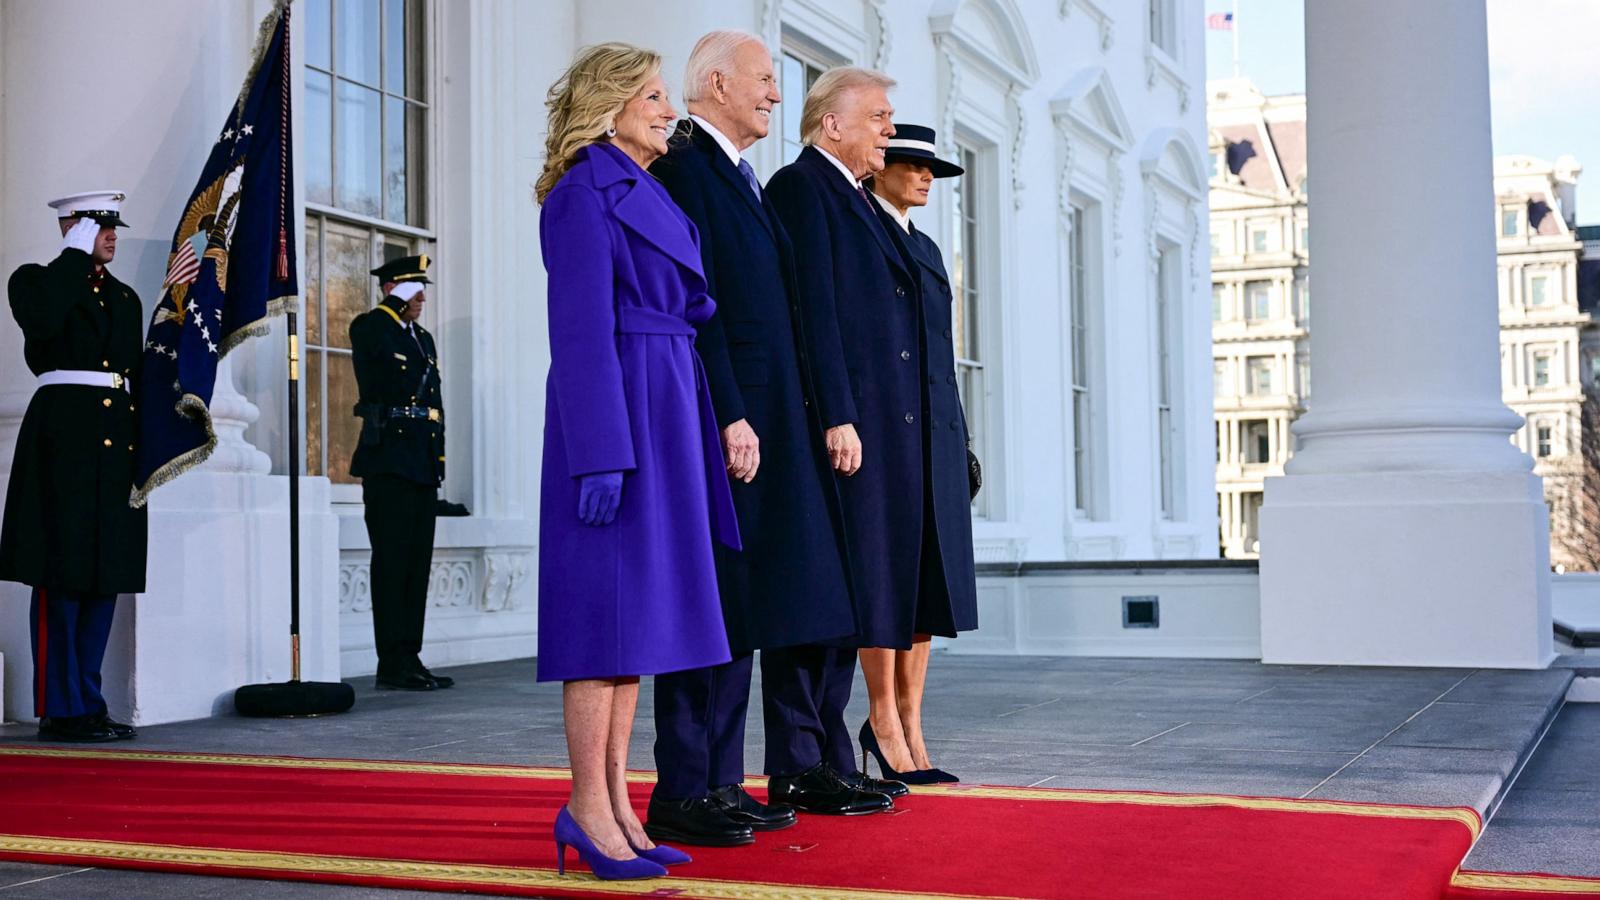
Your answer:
1207,11 -> 1234,30
164,239 -> 200,286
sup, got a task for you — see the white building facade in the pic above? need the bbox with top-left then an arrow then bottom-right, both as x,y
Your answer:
0,0 -> 1216,722
1207,80 -> 1598,569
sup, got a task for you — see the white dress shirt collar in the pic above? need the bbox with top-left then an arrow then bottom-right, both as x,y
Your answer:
871,191 -> 912,233
689,115 -> 743,167
811,144 -> 863,189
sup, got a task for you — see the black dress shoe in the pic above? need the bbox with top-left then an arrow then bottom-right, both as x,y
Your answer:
710,784 -> 797,831
838,768 -> 909,798
767,763 -> 893,816
38,715 -> 118,743
644,796 -> 756,847
418,667 -> 455,689
91,712 -> 137,740
375,671 -> 436,691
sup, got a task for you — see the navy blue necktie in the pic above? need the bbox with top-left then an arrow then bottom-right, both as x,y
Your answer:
737,158 -> 762,201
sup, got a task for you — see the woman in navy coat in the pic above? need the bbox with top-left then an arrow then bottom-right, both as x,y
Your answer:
534,43 -> 739,880
861,124 -> 980,785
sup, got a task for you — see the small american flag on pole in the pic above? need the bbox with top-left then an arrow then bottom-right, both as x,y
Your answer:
1207,11 -> 1234,30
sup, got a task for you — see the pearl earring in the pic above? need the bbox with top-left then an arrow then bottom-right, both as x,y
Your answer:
605,126 -> 617,138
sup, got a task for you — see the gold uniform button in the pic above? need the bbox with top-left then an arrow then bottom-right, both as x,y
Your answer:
92,286 -> 100,294
103,439 -> 112,448
101,360 -> 110,369
128,444 -> 134,451
102,398 -> 112,408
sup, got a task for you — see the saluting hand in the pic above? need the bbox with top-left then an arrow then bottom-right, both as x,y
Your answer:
826,424 -> 862,476
723,419 -> 760,483
61,217 -> 99,255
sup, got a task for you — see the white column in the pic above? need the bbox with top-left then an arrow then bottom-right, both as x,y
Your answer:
1260,0 -> 1551,668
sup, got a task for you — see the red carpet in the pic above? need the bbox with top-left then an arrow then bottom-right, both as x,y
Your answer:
0,745 -> 1578,899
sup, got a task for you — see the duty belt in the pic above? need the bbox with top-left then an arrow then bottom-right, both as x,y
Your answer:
37,370 -> 129,392
388,405 -> 441,422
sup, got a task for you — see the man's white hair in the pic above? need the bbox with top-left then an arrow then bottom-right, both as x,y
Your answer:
682,29 -> 768,104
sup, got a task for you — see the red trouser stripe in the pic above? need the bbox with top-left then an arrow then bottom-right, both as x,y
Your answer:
34,588 -> 48,717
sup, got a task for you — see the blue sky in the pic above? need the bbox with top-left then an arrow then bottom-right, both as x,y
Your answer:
1203,0 -> 1600,219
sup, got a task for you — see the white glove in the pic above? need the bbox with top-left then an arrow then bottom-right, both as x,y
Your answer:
61,217 -> 100,255
389,281 -> 425,302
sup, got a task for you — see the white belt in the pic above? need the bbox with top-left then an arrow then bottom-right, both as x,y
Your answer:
37,370 -> 129,392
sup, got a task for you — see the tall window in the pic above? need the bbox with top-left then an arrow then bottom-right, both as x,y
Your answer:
1148,0 -> 1177,56
779,47 -> 831,165
1532,351 -> 1553,387
1530,274 -> 1551,307
1502,208 -> 1519,237
1213,360 -> 1230,398
303,0 -> 430,484
951,143 -> 989,513
1537,423 -> 1554,458
1294,275 -> 1310,321
1246,356 -> 1274,395
1243,420 -> 1271,464
1245,281 -> 1272,321
1069,204 -> 1093,516
1251,229 -> 1269,253
1155,248 -> 1178,518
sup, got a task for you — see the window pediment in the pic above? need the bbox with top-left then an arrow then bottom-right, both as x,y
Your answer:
1051,66 -> 1133,154
929,0 -> 1039,86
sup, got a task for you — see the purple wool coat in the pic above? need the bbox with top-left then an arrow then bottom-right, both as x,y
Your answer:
535,141 -> 741,683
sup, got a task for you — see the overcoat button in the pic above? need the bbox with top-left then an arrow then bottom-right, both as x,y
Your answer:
943,328 -> 951,339
950,422 -> 959,431
904,413 -> 915,424
103,439 -> 112,447
102,398 -> 112,408
900,350 -> 911,360
895,286 -> 906,297
947,374 -> 956,384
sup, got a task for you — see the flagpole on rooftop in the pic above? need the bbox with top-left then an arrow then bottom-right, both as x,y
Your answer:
1233,0 -> 1241,78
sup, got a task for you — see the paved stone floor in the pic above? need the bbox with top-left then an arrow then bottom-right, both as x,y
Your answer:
0,655 -> 1593,897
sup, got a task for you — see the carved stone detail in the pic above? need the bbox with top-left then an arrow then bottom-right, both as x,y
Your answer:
482,551 -> 531,612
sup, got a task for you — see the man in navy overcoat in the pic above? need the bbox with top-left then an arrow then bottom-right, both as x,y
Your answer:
765,66 -> 923,806
645,33 -> 887,845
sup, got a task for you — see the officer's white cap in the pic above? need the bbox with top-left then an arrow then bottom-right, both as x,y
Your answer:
47,190 -> 129,227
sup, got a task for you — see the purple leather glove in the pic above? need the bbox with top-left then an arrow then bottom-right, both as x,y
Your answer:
578,472 -> 624,526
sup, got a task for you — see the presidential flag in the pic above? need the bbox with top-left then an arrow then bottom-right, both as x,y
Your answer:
1207,11 -> 1235,30
132,1 -> 298,506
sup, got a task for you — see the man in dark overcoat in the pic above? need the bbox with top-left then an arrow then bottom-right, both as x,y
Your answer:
645,32 -> 888,845
765,67 -> 925,799
1,190 -> 147,743
349,254 -> 453,692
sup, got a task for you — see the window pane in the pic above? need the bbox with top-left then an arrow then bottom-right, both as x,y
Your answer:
384,96 -> 408,222
1212,284 -> 1224,322
305,349 -> 324,476
781,54 -> 805,163
337,0 -> 381,85
305,71 -> 334,205
324,225 -> 373,350
383,0 -> 408,94
305,216 -> 323,346
305,0 -> 332,71
1213,361 -> 1228,397
335,81 -> 382,216
1503,210 -> 1518,237
1531,276 -> 1549,306
326,352 -> 363,484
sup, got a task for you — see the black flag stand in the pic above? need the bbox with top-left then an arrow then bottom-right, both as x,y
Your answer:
235,1 -> 354,718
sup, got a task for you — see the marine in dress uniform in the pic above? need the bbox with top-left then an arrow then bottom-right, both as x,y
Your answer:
1,190 -> 147,743
349,255 -> 454,691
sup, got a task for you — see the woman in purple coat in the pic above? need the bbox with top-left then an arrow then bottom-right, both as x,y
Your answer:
534,43 -> 739,880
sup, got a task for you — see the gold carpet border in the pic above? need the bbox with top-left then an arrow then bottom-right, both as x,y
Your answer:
0,745 -> 1479,837
1452,872 -> 1600,894
0,834 -> 1028,900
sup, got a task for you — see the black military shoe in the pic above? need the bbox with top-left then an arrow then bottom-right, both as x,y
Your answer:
767,762 -> 893,816
375,670 -> 436,691
710,784 -> 797,831
838,768 -> 909,798
91,711 -> 137,740
418,666 -> 455,689
644,796 -> 756,847
38,715 -> 118,743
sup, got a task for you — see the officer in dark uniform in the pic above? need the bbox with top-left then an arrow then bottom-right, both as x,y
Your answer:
349,254 -> 453,691
2,190 -> 147,742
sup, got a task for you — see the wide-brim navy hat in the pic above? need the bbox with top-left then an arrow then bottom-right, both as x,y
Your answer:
883,124 -> 964,178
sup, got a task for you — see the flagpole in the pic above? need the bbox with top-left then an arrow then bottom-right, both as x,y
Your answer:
1232,0 -> 1241,78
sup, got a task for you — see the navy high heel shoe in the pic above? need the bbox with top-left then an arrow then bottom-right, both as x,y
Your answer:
858,722 -> 943,786
553,807 -> 667,880
629,840 -> 691,867
923,767 -> 960,784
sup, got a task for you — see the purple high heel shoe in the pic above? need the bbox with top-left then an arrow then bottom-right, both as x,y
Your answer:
629,840 -> 691,867
554,806 -> 667,880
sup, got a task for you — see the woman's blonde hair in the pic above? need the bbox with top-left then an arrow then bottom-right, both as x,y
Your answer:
535,43 -> 662,203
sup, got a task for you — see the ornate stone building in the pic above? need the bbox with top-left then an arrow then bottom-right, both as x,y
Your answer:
1208,80 -> 1599,569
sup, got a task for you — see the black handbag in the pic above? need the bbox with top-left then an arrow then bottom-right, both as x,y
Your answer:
967,447 -> 982,500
